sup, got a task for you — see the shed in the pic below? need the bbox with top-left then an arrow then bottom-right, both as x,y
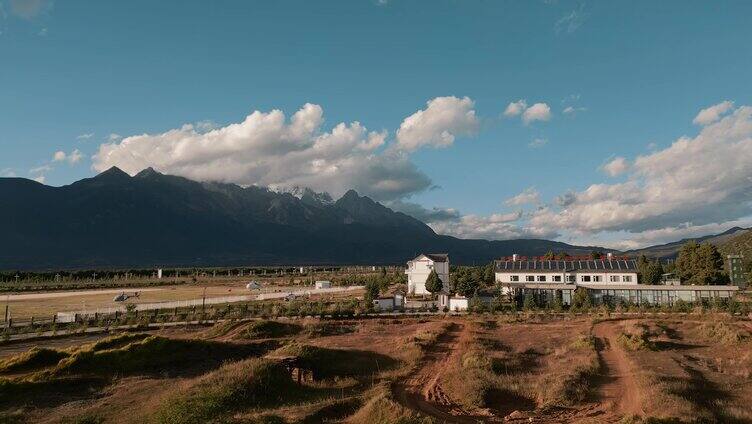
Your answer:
315,281 -> 332,289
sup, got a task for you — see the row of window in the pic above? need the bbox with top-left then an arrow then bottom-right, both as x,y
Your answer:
508,274 -> 633,283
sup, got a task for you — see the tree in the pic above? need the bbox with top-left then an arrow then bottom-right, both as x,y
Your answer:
556,252 -> 569,260
454,273 -> 480,297
543,250 -> 556,260
641,260 -> 664,285
425,270 -> 444,295
364,280 -> 380,306
676,241 -> 727,285
523,293 -> 536,311
380,267 -> 387,277
571,287 -> 591,310
482,262 -> 495,283
551,294 -> 564,312
590,251 -> 603,259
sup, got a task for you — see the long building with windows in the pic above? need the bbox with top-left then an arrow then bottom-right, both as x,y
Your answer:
495,254 -> 738,306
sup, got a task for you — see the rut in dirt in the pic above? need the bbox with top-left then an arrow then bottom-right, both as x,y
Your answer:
393,322 -> 491,424
591,321 -> 644,420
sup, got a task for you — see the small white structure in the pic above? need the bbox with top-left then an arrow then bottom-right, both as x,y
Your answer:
405,253 -> 450,296
372,292 -> 406,311
438,293 -> 495,312
157,268 -> 163,279
315,280 -> 332,289
246,281 -> 261,290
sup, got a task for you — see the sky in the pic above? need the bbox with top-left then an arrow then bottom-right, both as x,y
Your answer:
2,0 -> 752,250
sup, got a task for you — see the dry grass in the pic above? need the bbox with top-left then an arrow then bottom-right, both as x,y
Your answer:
697,321 -> 749,345
154,358 -> 296,424
346,383 -> 434,424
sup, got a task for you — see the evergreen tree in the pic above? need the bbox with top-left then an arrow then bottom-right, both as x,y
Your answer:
642,260 -> 664,284
676,241 -> 727,285
364,280 -> 380,306
571,287 -> 591,310
425,269 -> 444,294
523,293 -> 536,310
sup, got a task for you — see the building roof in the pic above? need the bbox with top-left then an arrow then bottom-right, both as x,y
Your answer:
495,259 -> 637,274
582,284 -> 739,291
411,253 -> 449,263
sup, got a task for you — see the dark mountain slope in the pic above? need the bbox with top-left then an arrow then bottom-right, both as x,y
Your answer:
1,168 -> 607,270
625,227 -> 749,259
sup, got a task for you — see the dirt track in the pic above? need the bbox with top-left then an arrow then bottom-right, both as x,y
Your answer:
592,321 -> 644,419
393,322 -> 492,423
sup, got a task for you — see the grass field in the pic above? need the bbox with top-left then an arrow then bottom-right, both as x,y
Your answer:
2,278 -> 360,319
0,313 -> 749,423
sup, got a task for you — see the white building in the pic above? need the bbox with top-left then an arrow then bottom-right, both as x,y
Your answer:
405,253 -> 450,296
373,292 -> 405,311
495,253 -> 738,305
314,281 -> 332,289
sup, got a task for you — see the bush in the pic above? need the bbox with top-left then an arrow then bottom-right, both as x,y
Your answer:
243,320 -> 301,339
155,359 -> 295,424
0,347 -> 69,374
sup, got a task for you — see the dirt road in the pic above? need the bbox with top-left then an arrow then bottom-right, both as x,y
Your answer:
393,322 -> 491,424
592,321 -> 644,419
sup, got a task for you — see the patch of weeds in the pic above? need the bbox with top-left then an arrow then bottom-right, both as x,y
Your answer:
0,347 -> 69,374
243,320 -> 302,339
155,359 -> 296,424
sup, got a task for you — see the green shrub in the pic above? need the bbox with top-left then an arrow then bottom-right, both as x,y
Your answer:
0,347 -> 69,374
155,359 -> 295,424
243,320 -> 301,339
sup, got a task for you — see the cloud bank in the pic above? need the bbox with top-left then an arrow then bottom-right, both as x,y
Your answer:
94,99 -> 479,201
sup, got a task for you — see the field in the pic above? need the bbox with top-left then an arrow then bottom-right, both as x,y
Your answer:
1,271 -> 377,320
0,313 -> 749,423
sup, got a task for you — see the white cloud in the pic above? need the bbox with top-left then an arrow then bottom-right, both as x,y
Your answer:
77,133 -> 94,140
503,99 -> 527,117
387,200 -> 461,223
0,168 -> 16,177
107,133 -> 122,141
555,4 -> 587,34
93,103 -> 432,201
429,212 -> 556,240
522,103 -> 552,125
530,103 -> 752,235
563,106 -> 586,115
52,149 -> 85,164
505,187 -> 540,206
528,138 -> 548,148
601,157 -> 629,177
32,174 -> 45,184
29,164 -> 51,174
395,96 -> 478,152
693,100 -> 733,126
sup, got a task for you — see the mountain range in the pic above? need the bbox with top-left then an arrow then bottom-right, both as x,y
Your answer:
0,168 -> 609,270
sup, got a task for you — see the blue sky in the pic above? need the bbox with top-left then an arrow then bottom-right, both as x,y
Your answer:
2,0 -> 752,248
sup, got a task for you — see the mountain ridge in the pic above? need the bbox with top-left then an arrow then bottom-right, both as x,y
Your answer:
2,168 -> 611,270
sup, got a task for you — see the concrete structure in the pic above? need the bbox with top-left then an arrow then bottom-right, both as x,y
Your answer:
314,280 -> 332,289
438,292 -> 496,312
727,255 -> 747,288
405,253 -> 449,296
373,293 -> 405,311
495,255 -> 738,306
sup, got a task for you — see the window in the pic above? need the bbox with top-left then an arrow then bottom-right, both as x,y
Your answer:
623,275 -> 632,283
581,276 -> 591,282
593,276 -> 602,282
510,275 -> 519,282
526,275 -> 535,282
610,275 -> 620,282
537,276 -> 547,282
553,276 -> 562,282
567,275 -> 576,282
